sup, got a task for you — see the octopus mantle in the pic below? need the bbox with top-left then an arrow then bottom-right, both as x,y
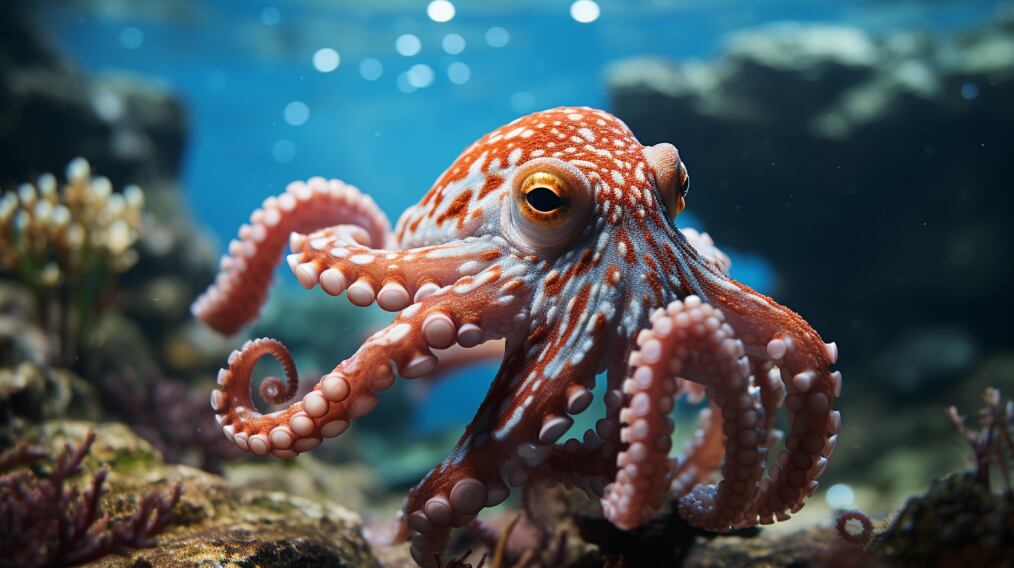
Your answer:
192,107 -> 842,566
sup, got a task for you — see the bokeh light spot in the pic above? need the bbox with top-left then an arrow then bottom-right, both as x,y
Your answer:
283,101 -> 310,126
312,48 -> 341,72
360,58 -> 384,81
570,0 -> 601,23
427,0 -> 456,23
447,62 -> 471,85
271,140 -> 296,163
442,34 -> 466,55
408,64 -> 435,88
510,92 -> 535,114
961,82 -> 979,100
260,6 -> 281,26
825,483 -> 855,509
397,72 -> 417,94
396,34 -> 422,57
118,27 -> 144,50
485,27 -> 510,48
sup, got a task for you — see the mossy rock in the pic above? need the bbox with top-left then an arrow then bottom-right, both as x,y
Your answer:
0,363 -> 103,446
16,421 -> 381,567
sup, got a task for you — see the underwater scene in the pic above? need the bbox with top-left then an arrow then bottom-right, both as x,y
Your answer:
1,0 -> 1012,566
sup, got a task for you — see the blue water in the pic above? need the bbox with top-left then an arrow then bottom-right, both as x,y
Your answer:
40,0 -> 1003,431
43,1 -> 1003,243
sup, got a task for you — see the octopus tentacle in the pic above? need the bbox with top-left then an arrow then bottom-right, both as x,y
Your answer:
528,356 -> 631,501
681,227 -> 731,274
288,228 -> 511,311
192,177 -> 392,335
682,234 -> 840,524
669,400 -> 725,499
400,317 -> 615,566
602,296 -> 767,531
211,262 -> 528,459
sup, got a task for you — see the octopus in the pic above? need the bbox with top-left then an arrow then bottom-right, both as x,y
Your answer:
192,107 -> 842,566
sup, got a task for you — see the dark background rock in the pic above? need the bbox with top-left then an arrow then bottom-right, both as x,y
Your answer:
0,363 -> 102,447
608,14 -> 1014,392
0,1 -> 185,190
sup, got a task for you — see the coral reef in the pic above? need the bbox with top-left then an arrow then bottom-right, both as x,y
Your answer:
0,430 -> 181,568
2,421 -> 380,567
873,472 -> 1013,567
0,159 -> 144,368
868,388 -> 1014,566
946,387 -> 1013,490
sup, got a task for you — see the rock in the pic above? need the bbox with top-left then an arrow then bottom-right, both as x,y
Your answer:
0,283 -> 48,367
607,13 -> 1014,370
867,328 -> 978,396
873,472 -> 1014,566
224,454 -> 379,514
15,421 -> 381,567
445,484 -> 871,568
0,4 -> 184,190
0,363 -> 102,446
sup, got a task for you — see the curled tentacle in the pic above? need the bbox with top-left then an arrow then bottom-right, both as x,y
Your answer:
676,231 -> 841,524
244,339 -> 300,406
602,296 -> 767,532
212,262 -> 524,462
193,177 -> 393,335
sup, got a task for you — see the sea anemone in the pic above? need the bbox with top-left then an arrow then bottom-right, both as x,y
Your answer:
0,158 -> 144,367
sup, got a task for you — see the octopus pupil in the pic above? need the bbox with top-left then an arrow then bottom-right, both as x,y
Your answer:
526,187 -> 563,212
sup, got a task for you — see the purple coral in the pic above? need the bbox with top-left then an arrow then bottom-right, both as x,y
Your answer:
0,431 -> 181,568
102,371 -> 242,474
947,387 -> 1014,491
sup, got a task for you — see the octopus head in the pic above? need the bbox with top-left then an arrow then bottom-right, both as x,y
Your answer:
447,108 -> 703,377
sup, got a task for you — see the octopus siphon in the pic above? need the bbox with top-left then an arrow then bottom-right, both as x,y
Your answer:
192,107 -> 842,566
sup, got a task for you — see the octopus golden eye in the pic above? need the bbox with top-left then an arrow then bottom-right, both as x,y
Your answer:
519,171 -> 570,224
506,158 -> 592,253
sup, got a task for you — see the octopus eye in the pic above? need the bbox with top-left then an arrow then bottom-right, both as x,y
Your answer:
506,158 -> 593,254
525,186 -> 564,212
520,171 -> 570,221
